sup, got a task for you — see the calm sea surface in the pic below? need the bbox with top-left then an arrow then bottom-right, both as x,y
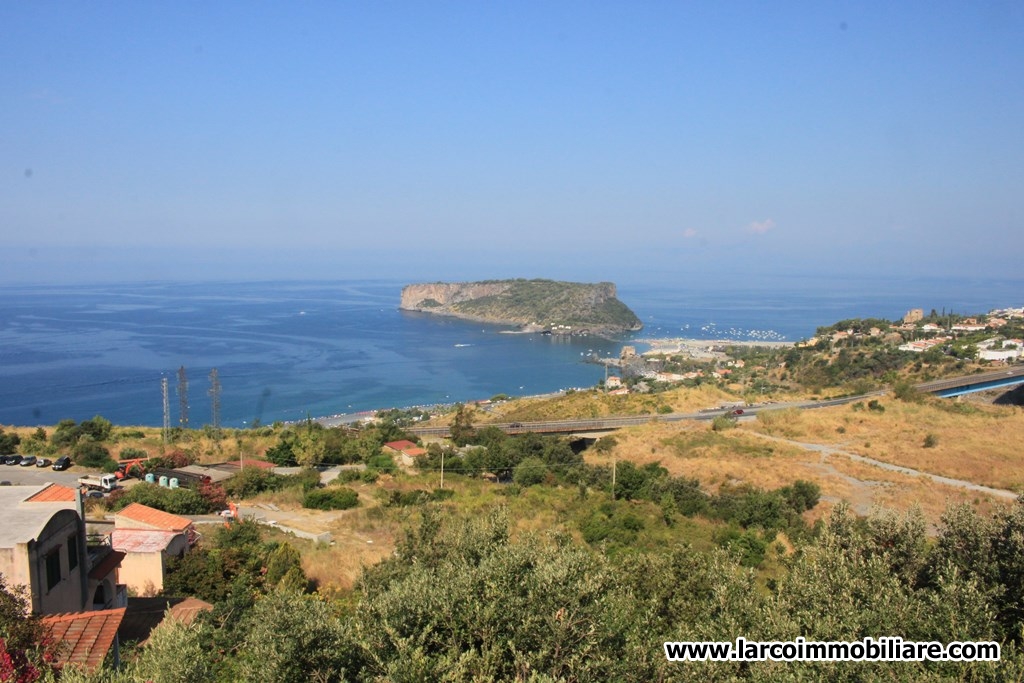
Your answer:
0,277 -> 1019,427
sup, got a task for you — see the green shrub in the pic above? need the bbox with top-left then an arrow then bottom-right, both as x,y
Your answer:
366,453 -> 397,473
120,447 -> 148,460
923,433 -> 939,448
73,440 -> 115,469
303,487 -> 359,510
335,469 -> 362,484
109,482 -> 213,515
711,415 -> 737,431
513,457 -> 547,487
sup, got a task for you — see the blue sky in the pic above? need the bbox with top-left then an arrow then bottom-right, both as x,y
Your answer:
3,2 -> 1023,285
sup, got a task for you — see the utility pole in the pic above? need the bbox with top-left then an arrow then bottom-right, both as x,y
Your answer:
161,377 -> 170,452
208,368 -> 221,430
177,366 -> 189,429
440,448 -> 445,490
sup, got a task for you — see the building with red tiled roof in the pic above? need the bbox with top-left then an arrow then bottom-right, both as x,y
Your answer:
43,607 -> 126,673
398,447 -> 428,467
112,504 -> 195,597
24,482 -> 80,503
384,440 -> 419,453
114,503 -> 192,532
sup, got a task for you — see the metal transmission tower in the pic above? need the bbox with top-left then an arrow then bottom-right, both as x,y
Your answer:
161,377 -> 170,450
177,366 -> 189,428
208,368 -> 221,429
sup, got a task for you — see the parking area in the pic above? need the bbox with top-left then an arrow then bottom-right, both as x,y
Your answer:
0,462 -> 87,488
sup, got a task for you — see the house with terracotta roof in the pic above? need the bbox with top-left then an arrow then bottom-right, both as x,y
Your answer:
383,440 -> 419,454
112,504 -> 196,597
43,607 -> 126,674
384,440 -> 429,467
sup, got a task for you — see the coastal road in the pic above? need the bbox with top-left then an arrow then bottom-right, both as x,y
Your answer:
406,392 -> 884,439
406,365 -> 1020,439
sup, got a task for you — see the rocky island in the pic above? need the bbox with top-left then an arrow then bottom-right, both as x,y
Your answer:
400,279 -> 643,337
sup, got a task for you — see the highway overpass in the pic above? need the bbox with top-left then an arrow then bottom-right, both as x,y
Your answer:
915,365 -> 1024,398
404,365 -> 1023,440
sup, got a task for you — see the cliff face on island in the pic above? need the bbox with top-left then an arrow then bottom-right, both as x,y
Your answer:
400,279 -> 643,336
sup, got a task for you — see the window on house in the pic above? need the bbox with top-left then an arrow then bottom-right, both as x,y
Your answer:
45,550 -> 61,590
67,535 -> 79,571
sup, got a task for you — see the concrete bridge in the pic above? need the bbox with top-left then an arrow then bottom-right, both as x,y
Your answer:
915,365 -> 1024,398
402,366 -> 1023,440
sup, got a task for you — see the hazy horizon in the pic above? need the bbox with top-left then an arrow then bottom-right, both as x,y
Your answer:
4,3 -> 1023,285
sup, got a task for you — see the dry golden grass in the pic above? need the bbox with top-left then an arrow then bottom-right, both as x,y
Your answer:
300,505 -> 401,591
745,398 -> 1024,492
589,415 -> 1010,526
478,383 -> 749,423
2,424 -> 282,465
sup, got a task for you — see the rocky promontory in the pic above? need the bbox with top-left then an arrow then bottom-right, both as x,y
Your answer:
400,279 -> 643,337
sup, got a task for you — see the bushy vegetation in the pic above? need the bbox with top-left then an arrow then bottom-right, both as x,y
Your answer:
162,520 -> 308,603
58,500 -> 1024,682
107,482 -> 217,515
303,487 -> 359,510
0,427 -> 21,454
446,279 -> 642,330
263,419 -> 417,468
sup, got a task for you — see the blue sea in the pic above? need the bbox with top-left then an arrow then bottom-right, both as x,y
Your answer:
0,276 -> 1019,428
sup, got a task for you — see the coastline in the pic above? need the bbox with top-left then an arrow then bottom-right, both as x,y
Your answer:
634,337 -> 795,355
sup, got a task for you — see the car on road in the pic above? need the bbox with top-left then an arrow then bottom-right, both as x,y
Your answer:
5,455 -> 23,466
36,458 -> 52,468
19,456 -> 37,467
731,409 -> 744,416
52,456 -> 72,471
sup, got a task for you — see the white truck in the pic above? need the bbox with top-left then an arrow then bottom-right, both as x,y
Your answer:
78,474 -> 119,492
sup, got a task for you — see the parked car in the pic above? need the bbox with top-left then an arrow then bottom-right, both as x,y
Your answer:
36,458 -> 52,468
52,456 -> 72,471
0,456 -> 11,465
5,455 -> 23,466
19,456 -> 37,467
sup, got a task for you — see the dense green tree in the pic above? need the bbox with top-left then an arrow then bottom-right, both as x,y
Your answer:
512,456 -> 547,487
235,590 -> 354,683
449,403 -> 476,446
0,428 -> 20,454
293,429 -> 326,469
72,439 -> 115,469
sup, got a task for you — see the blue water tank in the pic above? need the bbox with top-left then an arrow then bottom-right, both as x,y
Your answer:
145,473 -> 155,484
169,478 -> 179,489
158,475 -> 168,488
